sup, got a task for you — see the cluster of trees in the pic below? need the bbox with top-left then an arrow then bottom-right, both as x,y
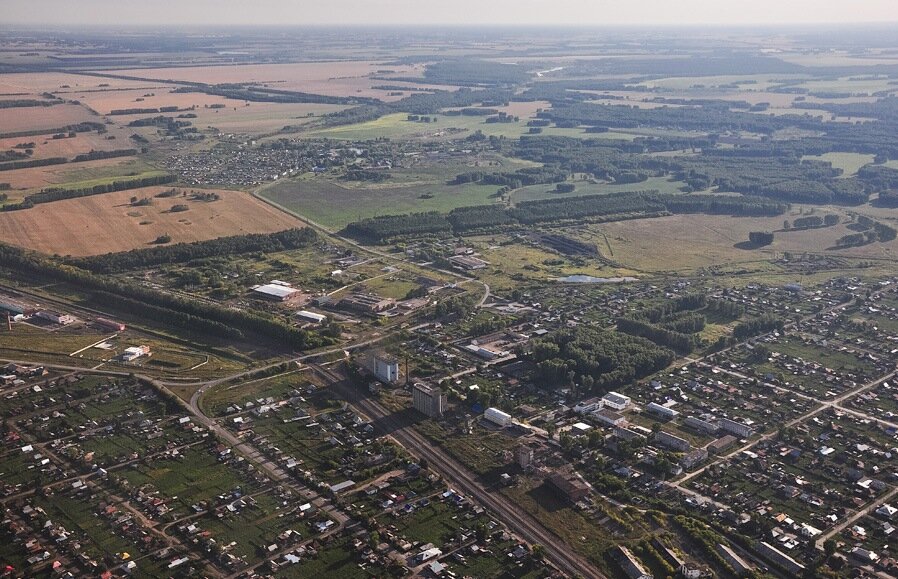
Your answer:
449,167 -> 568,188
527,326 -> 675,391
732,314 -> 784,340
638,294 -> 707,323
748,231 -> 774,246
71,148 -> 136,163
0,156 -> 67,172
71,228 -> 318,273
835,219 -> 897,247
344,211 -> 452,243
616,317 -> 698,354
419,59 -> 530,87
109,106 -> 180,115
706,298 -> 746,319
0,98 -> 62,108
342,169 -> 391,182
0,242 -> 330,350
0,121 -> 104,140
446,205 -> 519,232
0,148 -> 136,173
790,214 -> 839,229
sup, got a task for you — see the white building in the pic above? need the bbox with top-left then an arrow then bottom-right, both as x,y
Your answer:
719,417 -> 754,438
602,391 -> 631,411
296,310 -> 327,324
574,397 -> 603,414
412,383 -> 446,418
484,407 -> 511,427
122,345 -> 151,362
36,310 -> 76,325
252,282 -> 299,301
646,402 -> 679,419
373,354 -> 400,384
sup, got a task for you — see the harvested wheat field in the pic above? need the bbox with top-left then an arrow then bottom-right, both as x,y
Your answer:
105,61 -> 449,101
0,187 -> 303,256
0,131 -> 125,160
0,103 -> 98,134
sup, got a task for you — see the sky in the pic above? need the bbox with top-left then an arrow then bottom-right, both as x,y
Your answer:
3,0 -> 898,27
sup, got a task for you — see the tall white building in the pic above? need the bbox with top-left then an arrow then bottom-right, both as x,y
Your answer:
412,383 -> 446,418
373,354 -> 400,384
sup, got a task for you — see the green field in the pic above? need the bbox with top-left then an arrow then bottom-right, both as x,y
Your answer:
510,175 -> 688,204
801,152 -> 875,177
302,112 -> 630,141
259,174 -> 501,229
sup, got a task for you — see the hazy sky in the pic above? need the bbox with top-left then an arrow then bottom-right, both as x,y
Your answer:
4,0 -> 898,27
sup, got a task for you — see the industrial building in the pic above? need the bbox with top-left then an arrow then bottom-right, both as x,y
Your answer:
36,310 -> 76,325
448,254 -> 488,270
122,345 -> 151,362
412,383 -> 446,418
545,472 -> 590,503
373,353 -> 400,384
338,293 -> 395,314
295,310 -> 327,324
483,407 -> 511,427
252,281 -> 300,301
0,296 -> 35,316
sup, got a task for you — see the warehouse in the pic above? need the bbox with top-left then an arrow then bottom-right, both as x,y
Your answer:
483,407 -> 511,427
252,281 -> 300,302
295,310 -> 327,324
36,310 -> 76,325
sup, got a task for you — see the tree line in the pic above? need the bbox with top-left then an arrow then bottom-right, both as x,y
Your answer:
0,174 -> 176,211
69,228 -> 319,273
343,191 -> 789,243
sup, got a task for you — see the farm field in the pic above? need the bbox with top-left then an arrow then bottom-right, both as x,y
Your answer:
0,186 -> 302,255
103,61 -> 452,101
0,130 -> 125,160
510,175 -> 688,204
594,209 -> 898,273
0,71 -> 161,94
801,152 -> 876,176
0,102 -> 98,133
0,154 -> 144,192
259,174 -> 500,230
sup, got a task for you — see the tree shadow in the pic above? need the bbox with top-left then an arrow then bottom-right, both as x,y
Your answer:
733,240 -> 768,250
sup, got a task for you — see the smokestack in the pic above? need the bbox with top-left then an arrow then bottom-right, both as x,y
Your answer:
6,313 -> 11,331
405,355 -> 409,386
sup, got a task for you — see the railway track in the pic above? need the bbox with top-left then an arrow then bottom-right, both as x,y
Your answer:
310,363 -> 604,579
